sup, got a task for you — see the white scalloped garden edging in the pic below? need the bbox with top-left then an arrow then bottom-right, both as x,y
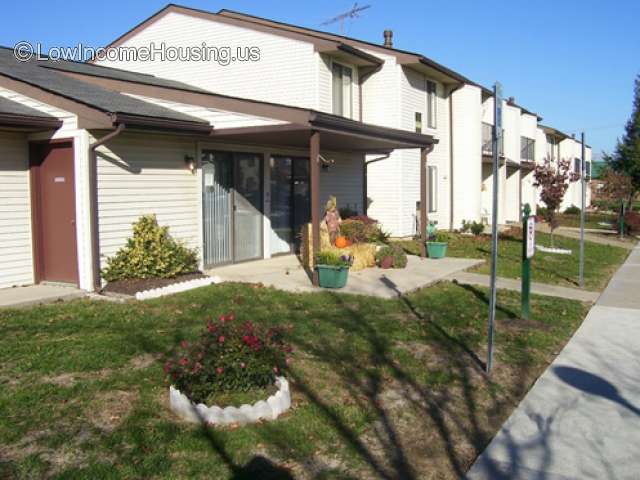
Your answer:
135,276 -> 222,300
536,245 -> 572,255
169,377 -> 291,425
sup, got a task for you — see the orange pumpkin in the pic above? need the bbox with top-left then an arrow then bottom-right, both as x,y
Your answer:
335,235 -> 349,248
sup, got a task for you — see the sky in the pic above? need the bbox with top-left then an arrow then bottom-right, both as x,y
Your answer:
2,0 -> 638,159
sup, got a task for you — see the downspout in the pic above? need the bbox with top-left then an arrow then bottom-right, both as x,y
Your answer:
88,123 -> 126,291
363,152 -> 391,215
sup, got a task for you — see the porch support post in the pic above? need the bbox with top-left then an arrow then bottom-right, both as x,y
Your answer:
420,147 -> 428,258
310,130 -> 321,285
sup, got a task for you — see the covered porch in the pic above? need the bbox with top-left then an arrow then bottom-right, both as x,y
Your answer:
206,254 -> 483,298
209,112 -> 439,285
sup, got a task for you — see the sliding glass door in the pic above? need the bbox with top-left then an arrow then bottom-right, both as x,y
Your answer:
202,151 -> 263,267
269,155 -> 310,255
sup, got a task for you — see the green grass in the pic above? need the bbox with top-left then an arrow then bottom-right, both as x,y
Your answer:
396,229 -> 628,290
556,212 -> 616,230
0,282 -> 589,479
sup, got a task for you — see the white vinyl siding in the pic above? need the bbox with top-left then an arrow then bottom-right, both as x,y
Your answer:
94,132 -> 200,270
0,132 -> 34,289
428,165 -> 438,213
92,11 -> 317,110
319,152 -> 364,214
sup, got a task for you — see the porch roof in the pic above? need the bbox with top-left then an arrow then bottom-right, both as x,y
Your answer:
0,96 -> 62,130
210,112 -> 437,153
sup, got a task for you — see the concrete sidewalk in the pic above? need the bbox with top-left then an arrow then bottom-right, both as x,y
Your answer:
447,271 -> 600,303
0,284 -> 84,308
467,247 -> 640,479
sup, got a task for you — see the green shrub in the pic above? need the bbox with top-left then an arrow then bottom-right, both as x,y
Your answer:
315,250 -> 353,268
469,221 -> 485,236
537,205 -> 548,217
102,215 -> 198,282
340,218 -> 389,244
375,244 -> 408,269
564,205 -> 581,215
460,220 -> 471,234
164,313 -> 292,404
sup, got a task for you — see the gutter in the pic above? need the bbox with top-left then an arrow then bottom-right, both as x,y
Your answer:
0,113 -> 62,130
88,123 -> 126,291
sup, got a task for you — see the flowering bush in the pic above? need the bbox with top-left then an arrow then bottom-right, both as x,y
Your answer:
164,313 -> 292,404
340,217 -> 389,244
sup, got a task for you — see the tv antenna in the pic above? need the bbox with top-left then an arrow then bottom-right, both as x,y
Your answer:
321,2 -> 371,34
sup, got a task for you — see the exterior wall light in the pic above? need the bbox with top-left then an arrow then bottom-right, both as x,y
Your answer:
184,155 -> 196,174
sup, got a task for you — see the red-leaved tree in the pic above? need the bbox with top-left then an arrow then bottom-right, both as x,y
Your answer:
533,157 -> 579,246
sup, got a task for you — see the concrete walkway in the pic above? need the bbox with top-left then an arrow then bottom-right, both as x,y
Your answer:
467,246 -> 640,479
536,224 -> 636,250
208,254 -> 483,299
447,271 -> 600,303
0,284 -> 84,308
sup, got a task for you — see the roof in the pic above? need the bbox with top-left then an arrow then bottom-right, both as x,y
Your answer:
98,3 -> 471,85
0,96 -> 62,129
0,47 -> 210,130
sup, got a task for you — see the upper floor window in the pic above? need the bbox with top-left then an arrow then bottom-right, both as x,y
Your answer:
586,161 -> 591,178
546,134 -> 557,160
574,158 -> 582,175
332,62 -> 353,118
521,137 -> 535,162
426,80 -> 437,128
415,112 -> 422,133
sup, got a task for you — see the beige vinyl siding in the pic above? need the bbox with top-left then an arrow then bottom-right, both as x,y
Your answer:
94,132 -> 199,270
0,132 -> 34,289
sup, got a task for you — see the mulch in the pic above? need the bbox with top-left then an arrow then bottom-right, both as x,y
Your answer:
101,272 -> 208,296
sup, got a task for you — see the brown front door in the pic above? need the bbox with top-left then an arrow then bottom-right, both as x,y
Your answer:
30,141 -> 79,285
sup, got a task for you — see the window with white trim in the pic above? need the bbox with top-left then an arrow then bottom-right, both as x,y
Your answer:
426,80 -> 437,129
520,136 -> 535,161
332,62 -> 353,118
428,165 -> 438,213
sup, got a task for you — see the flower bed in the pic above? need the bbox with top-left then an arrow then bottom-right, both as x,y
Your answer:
170,377 -> 291,425
164,313 -> 293,425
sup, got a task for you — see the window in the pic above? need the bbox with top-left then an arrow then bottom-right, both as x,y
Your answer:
574,158 -> 582,175
586,161 -> 591,178
415,112 -> 422,133
332,62 -> 353,118
426,80 -> 437,128
520,137 -> 535,162
546,135 -> 557,160
428,165 -> 438,213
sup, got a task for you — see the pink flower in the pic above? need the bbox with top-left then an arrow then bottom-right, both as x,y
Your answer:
179,357 -> 189,366
227,312 -> 235,322
163,361 -> 172,374
219,314 -> 226,323
216,366 -> 224,375
218,335 -> 225,343
180,340 -> 189,349
193,362 -> 203,373
240,362 -> 246,369
207,322 -> 216,333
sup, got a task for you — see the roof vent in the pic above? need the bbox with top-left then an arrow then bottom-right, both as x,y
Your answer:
508,96 -> 516,104
383,30 -> 393,48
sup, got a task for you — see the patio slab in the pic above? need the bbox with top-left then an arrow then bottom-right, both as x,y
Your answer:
207,255 -> 484,298
0,284 -> 85,308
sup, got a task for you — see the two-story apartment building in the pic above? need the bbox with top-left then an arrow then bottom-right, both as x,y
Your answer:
89,4 -> 493,237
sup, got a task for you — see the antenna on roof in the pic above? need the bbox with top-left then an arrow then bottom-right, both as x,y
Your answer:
320,2 -> 371,34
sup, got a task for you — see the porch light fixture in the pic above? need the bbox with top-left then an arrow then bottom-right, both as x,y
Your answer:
318,154 -> 334,171
184,154 -> 196,174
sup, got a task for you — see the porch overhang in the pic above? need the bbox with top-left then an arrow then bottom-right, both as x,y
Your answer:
209,112 -> 437,153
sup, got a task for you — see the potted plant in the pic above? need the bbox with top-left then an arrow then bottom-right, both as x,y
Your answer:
375,244 -> 408,269
315,250 -> 353,288
426,231 -> 449,259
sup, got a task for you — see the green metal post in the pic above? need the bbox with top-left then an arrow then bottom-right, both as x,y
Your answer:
620,202 -> 625,239
522,203 -> 531,320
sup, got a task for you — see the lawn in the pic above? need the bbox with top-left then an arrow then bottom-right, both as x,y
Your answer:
0,282 -> 589,479
396,229 -> 629,290
555,212 -> 616,230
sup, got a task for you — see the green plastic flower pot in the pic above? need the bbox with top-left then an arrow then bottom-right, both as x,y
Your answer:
426,242 -> 448,259
316,265 -> 349,288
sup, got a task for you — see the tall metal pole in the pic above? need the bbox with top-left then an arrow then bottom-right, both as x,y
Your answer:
487,82 -> 503,374
579,132 -> 586,288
